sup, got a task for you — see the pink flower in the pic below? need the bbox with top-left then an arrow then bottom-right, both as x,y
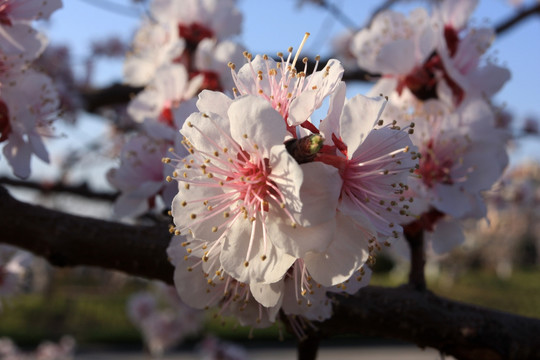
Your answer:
319,93 -> 418,242
150,0 -> 242,45
123,20 -> 185,86
107,134 -> 179,218
229,48 -> 344,133
170,94 -> 304,284
1,69 -> 60,178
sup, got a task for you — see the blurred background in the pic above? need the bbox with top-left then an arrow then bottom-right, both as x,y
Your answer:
1,0 -> 540,359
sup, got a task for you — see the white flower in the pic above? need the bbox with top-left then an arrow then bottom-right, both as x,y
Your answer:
194,38 -> 246,93
123,20 -> 185,87
350,8 -> 436,95
1,69 -> 59,178
230,51 -> 344,130
402,98 -> 509,253
150,0 -> 242,43
167,236 -> 283,328
127,63 -> 202,125
170,94 -> 304,284
319,92 -> 418,243
107,134 -> 179,218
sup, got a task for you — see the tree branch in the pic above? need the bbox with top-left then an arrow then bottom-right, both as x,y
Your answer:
0,185 -> 172,283
2,184 -> 540,360
495,3 -> 540,35
317,286 -> 540,360
0,177 -> 118,201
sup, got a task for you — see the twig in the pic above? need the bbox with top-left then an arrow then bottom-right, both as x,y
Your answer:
495,2 -> 540,35
0,177 -> 118,201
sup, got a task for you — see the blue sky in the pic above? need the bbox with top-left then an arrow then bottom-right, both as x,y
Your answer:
5,0 -> 539,185
45,0 -> 540,121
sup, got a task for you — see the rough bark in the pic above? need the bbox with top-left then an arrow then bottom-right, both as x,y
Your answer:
2,185 -> 540,359
0,185 -> 173,284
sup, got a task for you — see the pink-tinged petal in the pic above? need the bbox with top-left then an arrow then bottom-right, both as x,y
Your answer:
167,235 -> 188,264
196,90 -> 233,120
171,176 -> 229,241
327,266 -> 372,295
268,145 -> 304,215
439,0 -> 478,30
319,81 -> 346,138
0,23 -> 46,59
232,54 -> 272,96
288,59 -> 344,126
228,95 -> 287,156
289,162 -> 342,226
432,184 -> 473,219
377,39 -> 416,75
143,120 -> 176,142
28,135 -> 49,163
113,193 -> 151,219
365,77 -> 399,98
228,297 -> 281,329
340,94 -> 386,156
173,262 -> 221,309
3,134 -> 31,179
304,212 -> 372,287
180,111 -> 231,155
112,181 -> 163,218
3,0 -> 62,21
469,63 -> 511,98
281,271 -> 332,321
128,89 -> 165,123
269,214 -> 336,258
250,281 -> 284,308
173,98 -> 198,129
220,219 -> 295,284
462,142 -> 508,192
429,218 -> 465,254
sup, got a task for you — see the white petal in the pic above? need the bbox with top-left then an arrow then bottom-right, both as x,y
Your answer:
196,90 -> 233,120
288,162 -> 342,226
340,94 -> 385,156
220,218 -> 296,284
228,95 -> 287,156
319,81 -> 346,139
288,59 -> 344,126
304,212 -> 372,287
429,218 -> 465,254
250,281 -> 284,308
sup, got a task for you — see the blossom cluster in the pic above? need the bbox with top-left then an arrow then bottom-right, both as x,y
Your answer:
108,0 -> 246,218
0,0 -> 62,178
108,0 -> 510,330
164,45 -> 417,328
345,0 -> 510,254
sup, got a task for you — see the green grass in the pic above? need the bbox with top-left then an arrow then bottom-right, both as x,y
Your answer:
1,269 -> 539,346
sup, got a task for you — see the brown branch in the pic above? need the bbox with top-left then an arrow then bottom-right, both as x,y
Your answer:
78,66 -> 376,116
2,184 -> 540,360
0,177 -> 118,201
495,3 -> 540,35
317,286 -> 540,360
0,185 -> 172,283
80,82 -> 142,113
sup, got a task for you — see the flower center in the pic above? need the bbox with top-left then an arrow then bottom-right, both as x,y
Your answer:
0,99 -> 11,142
191,70 -> 222,92
416,139 -> 454,188
170,116 -> 296,265
178,22 -> 214,52
229,33 -> 329,136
